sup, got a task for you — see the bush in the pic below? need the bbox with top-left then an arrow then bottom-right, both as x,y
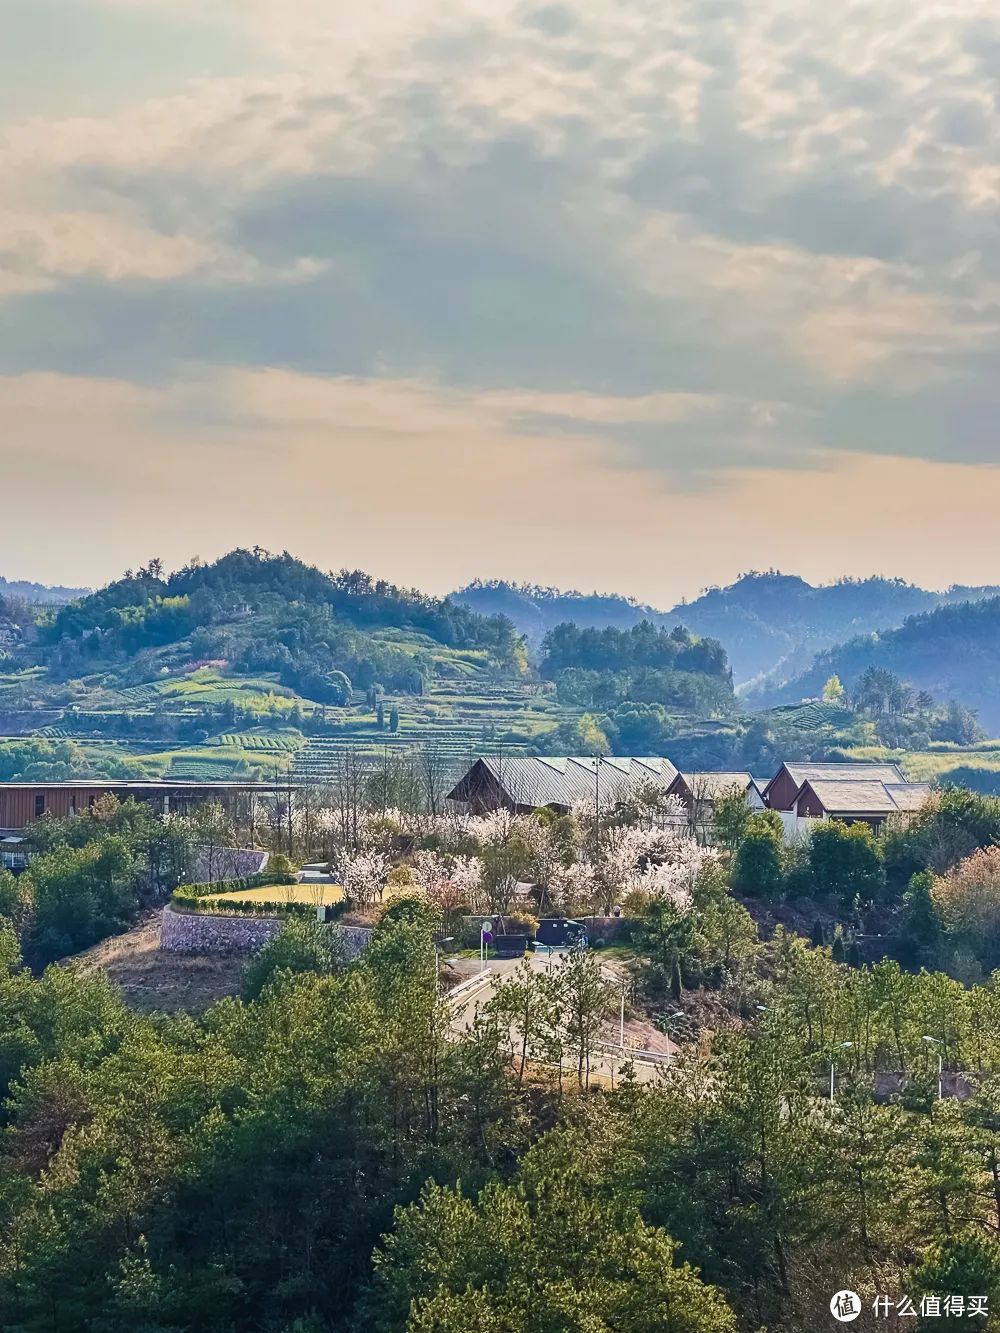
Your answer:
503,910 -> 539,937
808,821 -> 885,908
731,816 -> 784,899
932,846 -> 1000,973
241,918 -> 346,1000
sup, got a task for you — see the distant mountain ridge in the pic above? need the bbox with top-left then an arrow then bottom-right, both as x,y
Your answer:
0,575 -> 89,605
753,596 -> 1000,731
454,581 -> 666,642
452,573 -> 1000,684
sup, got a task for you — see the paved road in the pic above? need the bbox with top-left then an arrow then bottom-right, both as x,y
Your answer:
446,949 -> 676,1087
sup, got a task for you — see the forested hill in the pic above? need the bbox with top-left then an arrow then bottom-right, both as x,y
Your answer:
453,581 -> 668,642
756,596 -> 1000,730
31,550 -> 524,701
456,573 -> 1000,683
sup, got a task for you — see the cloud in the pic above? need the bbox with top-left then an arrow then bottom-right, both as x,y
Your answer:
3,0 -> 1000,591
5,367 -> 1000,606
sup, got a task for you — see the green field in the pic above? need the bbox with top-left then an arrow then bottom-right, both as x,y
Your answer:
13,638 -> 1000,791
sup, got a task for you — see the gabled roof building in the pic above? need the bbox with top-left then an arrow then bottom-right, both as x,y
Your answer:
446,756 -> 678,815
794,778 -> 933,831
666,771 -> 766,812
763,761 -> 906,812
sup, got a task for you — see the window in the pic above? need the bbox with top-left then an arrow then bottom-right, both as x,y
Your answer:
34,792 -> 45,818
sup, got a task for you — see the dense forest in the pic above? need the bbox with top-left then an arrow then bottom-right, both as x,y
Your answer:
455,572 -> 1000,684
21,551 -> 524,701
757,598 -> 1000,732
6,774 -> 1000,1326
453,580 -> 667,642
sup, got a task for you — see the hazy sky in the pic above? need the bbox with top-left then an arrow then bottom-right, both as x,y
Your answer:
3,0 -> 1000,606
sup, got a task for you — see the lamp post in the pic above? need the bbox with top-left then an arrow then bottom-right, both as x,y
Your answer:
830,1041 -> 853,1100
662,1009 -> 685,1042
923,1035 -> 944,1100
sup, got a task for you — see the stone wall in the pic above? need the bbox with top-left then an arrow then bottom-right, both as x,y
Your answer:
160,904 -> 373,960
188,846 -> 270,884
340,926 -> 373,961
160,904 -> 283,955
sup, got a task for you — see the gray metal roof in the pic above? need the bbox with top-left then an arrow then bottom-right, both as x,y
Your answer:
883,782 -> 934,812
465,755 -> 678,809
672,771 -> 754,799
771,761 -> 905,793
800,778 -> 932,815
0,780 -> 292,792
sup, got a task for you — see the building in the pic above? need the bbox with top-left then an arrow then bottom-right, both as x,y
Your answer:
666,771 -> 766,813
0,780 -> 292,836
793,779 -> 933,832
446,756 -> 678,816
0,835 -> 28,871
762,761 -> 906,811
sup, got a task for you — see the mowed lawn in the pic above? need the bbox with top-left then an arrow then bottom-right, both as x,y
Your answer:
206,883 -> 346,907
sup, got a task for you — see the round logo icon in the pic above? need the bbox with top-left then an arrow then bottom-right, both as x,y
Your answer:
830,1290 -> 861,1323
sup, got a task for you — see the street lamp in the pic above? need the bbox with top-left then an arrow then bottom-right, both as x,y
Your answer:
830,1041 -> 853,1100
923,1035 -> 944,1100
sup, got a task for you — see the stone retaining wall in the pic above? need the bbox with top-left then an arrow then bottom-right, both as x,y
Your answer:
160,905 -> 373,960
161,905 -> 282,955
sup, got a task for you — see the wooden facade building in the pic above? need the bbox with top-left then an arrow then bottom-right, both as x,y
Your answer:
762,761 -> 905,812
793,779 -> 933,832
0,780 -> 290,835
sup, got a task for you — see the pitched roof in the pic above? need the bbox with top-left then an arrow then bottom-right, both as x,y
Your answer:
799,779 -> 932,816
767,760 -> 905,796
672,771 -> 754,799
451,756 -> 677,809
883,782 -> 934,812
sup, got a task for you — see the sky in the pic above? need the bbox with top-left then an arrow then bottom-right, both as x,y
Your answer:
3,0 -> 1000,607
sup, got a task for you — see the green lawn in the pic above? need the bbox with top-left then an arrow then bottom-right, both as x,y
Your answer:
205,883 -> 345,907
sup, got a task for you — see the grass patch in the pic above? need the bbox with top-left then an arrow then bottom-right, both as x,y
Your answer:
205,883 -> 345,907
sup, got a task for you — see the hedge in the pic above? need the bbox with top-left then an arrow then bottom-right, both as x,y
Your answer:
170,871 -> 299,913
173,897 -> 347,919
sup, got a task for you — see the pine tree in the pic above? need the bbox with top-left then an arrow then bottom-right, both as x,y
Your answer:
376,703 -> 385,729
389,706 -> 399,732
670,960 -> 683,1002
899,870 -> 945,971
810,919 -> 825,948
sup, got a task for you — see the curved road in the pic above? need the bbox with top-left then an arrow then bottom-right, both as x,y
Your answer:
446,949 -> 677,1087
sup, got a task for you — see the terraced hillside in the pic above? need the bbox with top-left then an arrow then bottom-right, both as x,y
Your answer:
292,678 -> 579,783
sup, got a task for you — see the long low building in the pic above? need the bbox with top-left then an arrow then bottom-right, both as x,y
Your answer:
0,780 -> 292,835
447,754 -> 934,835
794,778 -> 933,831
447,756 -> 678,815
666,771 -> 767,813
763,761 -> 906,811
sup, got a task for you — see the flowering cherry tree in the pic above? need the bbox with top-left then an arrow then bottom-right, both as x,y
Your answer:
339,849 -> 391,908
